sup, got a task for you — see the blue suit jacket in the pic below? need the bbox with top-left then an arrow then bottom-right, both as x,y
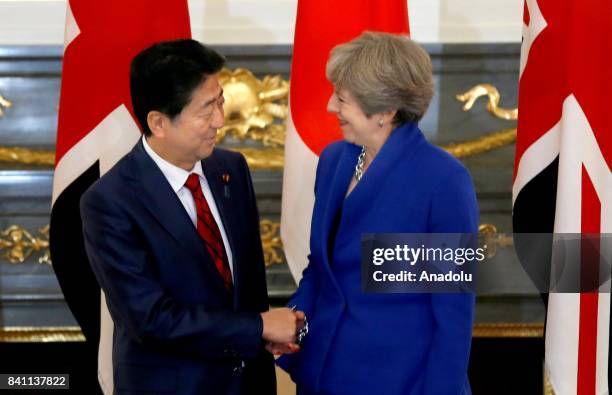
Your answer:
278,123 -> 479,395
81,141 -> 275,395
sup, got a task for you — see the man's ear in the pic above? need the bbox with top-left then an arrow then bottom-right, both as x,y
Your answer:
147,111 -> 167,138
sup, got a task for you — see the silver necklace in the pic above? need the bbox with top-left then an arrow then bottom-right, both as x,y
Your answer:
354,146 -> 366,181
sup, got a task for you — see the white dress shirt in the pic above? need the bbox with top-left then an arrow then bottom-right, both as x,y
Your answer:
142,136 -> 234,279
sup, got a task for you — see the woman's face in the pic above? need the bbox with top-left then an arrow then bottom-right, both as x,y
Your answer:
327,88 -> 377,146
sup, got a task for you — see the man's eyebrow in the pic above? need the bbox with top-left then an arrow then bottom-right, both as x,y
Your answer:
203,89 -> 224,107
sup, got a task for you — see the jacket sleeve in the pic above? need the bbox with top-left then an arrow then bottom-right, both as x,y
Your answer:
419,166 -> 478,395
80,188 -> 263,361
276,149 -> 328,373
239,153 -> 271,314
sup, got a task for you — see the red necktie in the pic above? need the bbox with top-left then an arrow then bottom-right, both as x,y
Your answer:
184,173 -> 233,292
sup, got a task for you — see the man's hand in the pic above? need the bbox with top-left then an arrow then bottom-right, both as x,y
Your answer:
260,308 -> 305,344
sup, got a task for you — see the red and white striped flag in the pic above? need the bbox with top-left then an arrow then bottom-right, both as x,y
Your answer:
50,1 -> 190,393
281,0 -> 410,281
513,1 -> 612,394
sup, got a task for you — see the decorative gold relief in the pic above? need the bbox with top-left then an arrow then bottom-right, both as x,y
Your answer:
2,222 -> 279,267
0,92 -> 12,117
478,224 -> 514,259
218,68 -> 288,147
444,84 -> 519,157
0,225 -> 51,264
260,219 -> 284,266
472,322 -> 543,338
0,323 -> 542,343
1,222 -> 509,266
0,146 -> 55,166
0,79 -> 519,167
456,83 -> 518,121
442,128 -> 517,159
544,370 -> 555,395
233,147 -> 284,170
0,327 -> 85,342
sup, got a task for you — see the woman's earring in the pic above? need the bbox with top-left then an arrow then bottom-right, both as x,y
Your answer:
378,119 -> 384,128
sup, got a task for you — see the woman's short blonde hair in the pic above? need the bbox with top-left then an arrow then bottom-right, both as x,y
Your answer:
326,31 -> 434,125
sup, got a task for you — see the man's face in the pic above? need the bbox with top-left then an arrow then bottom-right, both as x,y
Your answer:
163,74 -> 225,167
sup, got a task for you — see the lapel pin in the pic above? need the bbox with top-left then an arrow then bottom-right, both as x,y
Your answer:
222,173 -> 230,198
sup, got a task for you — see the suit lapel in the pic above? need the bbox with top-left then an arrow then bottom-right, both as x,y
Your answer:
342,122 -> 425,215
128,141 -> 227,294
320,143 -> 360,271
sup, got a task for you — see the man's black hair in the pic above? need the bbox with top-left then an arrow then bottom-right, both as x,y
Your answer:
130,39 -> 225,136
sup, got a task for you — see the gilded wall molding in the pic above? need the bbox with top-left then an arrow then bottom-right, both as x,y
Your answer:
0,92 -> 12,117
443,128 -> 516,159
260,219 -> 284,267
232,147 -> 284,170
0,326 -> 85,342
0,225 -> 50,265
479,224 -> 514,259
544,371 -> 555,395
456,83 -> 518,121
0,135 -> 517,169
472,323 -> 543,338
1,222 -> 281,267
0,78 -> 518,168
0,146 -> 55,166
0,322 -> 543,343
1,222 -> 513,266
444,83 -> 518,157
217,68 -> 287,148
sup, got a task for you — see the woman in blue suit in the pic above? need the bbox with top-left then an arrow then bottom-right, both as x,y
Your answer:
277,32 -> 479,395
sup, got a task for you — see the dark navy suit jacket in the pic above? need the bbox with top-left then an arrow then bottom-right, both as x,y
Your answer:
81,141 -> 275,395
278,123 -> 479,395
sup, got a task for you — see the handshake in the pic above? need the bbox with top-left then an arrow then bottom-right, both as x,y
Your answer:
260,307 -> 308,356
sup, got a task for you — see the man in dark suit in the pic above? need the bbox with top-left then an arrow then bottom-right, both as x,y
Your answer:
80,39 -> 302,395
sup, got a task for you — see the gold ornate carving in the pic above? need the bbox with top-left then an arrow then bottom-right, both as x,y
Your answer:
0,326 -> 85,343
233,147 -> 284,170
1,221 -> 280,267
442,128 -> 517,159
0,77 -> 521,167
478,224 -> 514,259
0,225 -> 50,264
0,139 -> 515,169
472,323 -> 543,338
0,146 -> 55,166
456,83 -> 518,121
442,83 -> 519,158
0,145 -> 287,169
218,68 -> 288,147
1,222 -> 510,267
0,92 -> 12,117
544,370 -> 555,395
260,219 -> 284,266
0,129 -> 513,168
0,323 -> 541,343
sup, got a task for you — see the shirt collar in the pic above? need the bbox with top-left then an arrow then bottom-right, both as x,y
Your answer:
142,136 -> 204,193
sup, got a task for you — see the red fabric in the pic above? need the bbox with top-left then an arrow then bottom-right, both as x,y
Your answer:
185,174 -> 233,292
577,166 -> 601,395
56,0 -> 191,165
290,0 -> 409,156
514,0 -> 612,180
515,1 -> 612,393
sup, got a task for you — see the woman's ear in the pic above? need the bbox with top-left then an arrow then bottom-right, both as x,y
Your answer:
384,109 -> 398,125
147,111 -> 166,138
